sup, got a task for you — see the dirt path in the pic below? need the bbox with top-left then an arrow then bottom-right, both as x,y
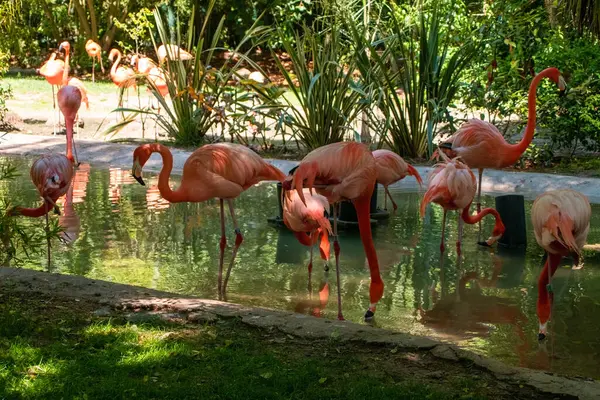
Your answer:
1,266 -> 598,399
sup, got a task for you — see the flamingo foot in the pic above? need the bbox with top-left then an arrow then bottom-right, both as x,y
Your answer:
324,262 -> 329,272
538,333 -> 547,341
364,309 -> 375,321
337,313 -> 345,321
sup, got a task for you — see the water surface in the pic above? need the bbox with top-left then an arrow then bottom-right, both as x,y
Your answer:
2,156 -> 600,379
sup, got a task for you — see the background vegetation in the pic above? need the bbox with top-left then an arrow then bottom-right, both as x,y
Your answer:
1,0 -> 600,160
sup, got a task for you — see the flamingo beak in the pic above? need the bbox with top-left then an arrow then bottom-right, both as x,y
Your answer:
538,322 -> 548,341
58,44 -> 65,54
132,159 -> 145,186
558,75 -> 567,95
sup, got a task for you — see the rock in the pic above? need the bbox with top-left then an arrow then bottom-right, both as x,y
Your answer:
93,307 -> 112,317
188,311 -> 218,323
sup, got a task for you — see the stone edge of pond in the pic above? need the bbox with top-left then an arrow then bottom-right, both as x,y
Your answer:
3,132 -> 600,203
1,266 -> 598,400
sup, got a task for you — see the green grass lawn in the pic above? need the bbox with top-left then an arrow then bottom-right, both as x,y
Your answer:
0,291 -> 543,400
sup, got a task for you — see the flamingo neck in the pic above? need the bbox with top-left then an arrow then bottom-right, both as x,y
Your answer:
62,48 -> 70,86
111,52 -> 121,77
151,144 -> 185,203
461,204 -> 502,230
509,69 -> 555,160
353,191 -> 384,307
536,253 -> 562,326
15,199 -> 55,217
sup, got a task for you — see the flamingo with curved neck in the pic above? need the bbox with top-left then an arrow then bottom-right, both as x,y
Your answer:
108,49 -> 136,109
460,200 -> 505,250
438,67 -> 566,242
131,143 -> 286,299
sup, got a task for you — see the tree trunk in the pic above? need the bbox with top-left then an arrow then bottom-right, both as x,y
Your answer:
73,0 -> 93,39
40,0 -> 61,42
101,3 -> 128,51
86,0 -> 99,39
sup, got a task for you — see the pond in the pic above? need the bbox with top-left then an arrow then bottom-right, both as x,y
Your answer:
2,155 -> 600,380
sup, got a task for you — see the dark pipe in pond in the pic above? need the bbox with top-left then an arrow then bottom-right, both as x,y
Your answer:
495,194 -> 527,249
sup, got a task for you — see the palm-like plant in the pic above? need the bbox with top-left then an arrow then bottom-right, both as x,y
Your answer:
267,22 -> 372,150
351,6 -> 477,158
104,0 -> 271,146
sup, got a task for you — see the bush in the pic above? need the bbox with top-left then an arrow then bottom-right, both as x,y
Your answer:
536,34 -> 600,154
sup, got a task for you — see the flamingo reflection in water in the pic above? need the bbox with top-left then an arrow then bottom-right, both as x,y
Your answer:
418,256 -> 530,366
294,274 -> 331,318
108,167 -> 136,205
56,163 -> 90,243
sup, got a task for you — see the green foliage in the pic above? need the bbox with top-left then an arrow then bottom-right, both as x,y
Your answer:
105,0 -> 270,146
0,49 -> 11,125
354,3 -> 477,158
266,22 -> 370,150
269,0 -> 314,48
114,8 -> 155,54
536,34 -> 600,153
0,161 -> 62,267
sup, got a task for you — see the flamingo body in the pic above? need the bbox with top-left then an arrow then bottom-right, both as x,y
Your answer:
373,149 -> 422,211
283,141 -> 383,320
132,55 -> 159,75
37,53 -> 64,86
531,189 -> 591,338
157,44 -> 193,64
108,49 -> 136,89
132,143 -> 285,299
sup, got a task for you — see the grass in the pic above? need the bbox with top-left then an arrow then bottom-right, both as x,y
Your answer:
0,291 -> 547,400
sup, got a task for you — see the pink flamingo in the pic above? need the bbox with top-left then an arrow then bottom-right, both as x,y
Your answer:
85,39 -> 104,82
420,153 -> 505,254
108,49 -> 136,108
131,143 -> 286,299
531,189 -> 590,340
8,154 -> 74,267
437,67 -> 565,240
283,188 -> 332,290
36,51 -> 64,135
131,54 -> 159,75
282,141 -> 383,321
157,44 -> 193,64
373,149 -> 423,211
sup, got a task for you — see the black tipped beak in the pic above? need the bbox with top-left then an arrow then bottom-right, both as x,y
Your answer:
559,89 -> 567,97
477,241 -> 492,247
439,142 -> 453,150
133,175 -> 145,186
538,333 -> 546,341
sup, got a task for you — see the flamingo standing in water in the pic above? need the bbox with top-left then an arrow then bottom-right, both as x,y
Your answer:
420,153 -> 505,254
283,141 -> 383,321
85,39 -> 104,82
108,49 -> 136,109
36,51 -> 64,135
131,143 -> 285,299
157,44 -> 193,64
8,154 -> 74,267
437,67 -> 566,240
283,188 -> 332,290
373,149 -> 423,211
531,189 -> 591,340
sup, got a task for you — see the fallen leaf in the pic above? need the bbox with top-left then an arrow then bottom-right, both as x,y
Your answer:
260,372 -> 273,379
319,377 -> 327,384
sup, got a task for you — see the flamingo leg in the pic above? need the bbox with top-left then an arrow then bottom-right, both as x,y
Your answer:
440,209 -> 447,253
385,187 -> 398,211
308,238 -> 314,293
383,187 -> 387,210
333,202 -> 344,320
222,199 -> 244,299
92,61 -> 95,83
217,199 -> 226,300
457,212 -> 464,256
477,168 -> 483,242
45,201 -> 51,270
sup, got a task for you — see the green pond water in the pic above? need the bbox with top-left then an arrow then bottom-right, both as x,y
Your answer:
2,156 -> 600,379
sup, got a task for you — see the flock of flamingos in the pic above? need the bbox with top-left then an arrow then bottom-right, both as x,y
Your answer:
6,38 -> 593,341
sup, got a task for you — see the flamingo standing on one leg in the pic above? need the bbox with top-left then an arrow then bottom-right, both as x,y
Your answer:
108,49 -> 136,110
437,67 -> 566,241
36,52 -> 64,135
131,143 -> 285,299
157,44 -> 193,65
372,149 -> 423,211
531,189 -> 591,340
282,141 -> 383,321
420,153 -> 504,254
8,154 -> 74,268
283,188 -> 332,291
85,39 -> 104,82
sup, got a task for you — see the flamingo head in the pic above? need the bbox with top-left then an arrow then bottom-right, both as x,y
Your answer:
58,41 -> 70,55
131,54 -> 139,69
537,292 -> 553,341
132,145 -> 154,186
86,39 -> 94,46
108,49 -> 121,62
544,67 -> 567,93
6,206 -> 21,216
